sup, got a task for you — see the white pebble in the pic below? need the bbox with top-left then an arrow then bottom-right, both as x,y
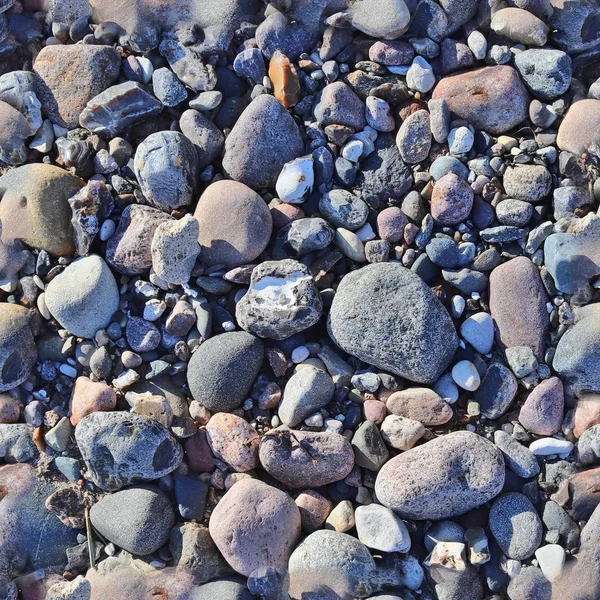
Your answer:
434,373 -> 460,404
467,31 -> 487,60
144,298 -> 167,321
355,222 -> 376,242
451,360 -> 481,391
37,293 -> 51,320
535,544 -> 565,582
291,346 -> 310,363
341,140 -> 364,163
451,295 -> 466,318
448,126 -> 474,154
222,321 -> 236,332
529,438 -> 573,456
305,412 -> 324,427
276,155 -> 314,204
460,312 -> 494,355
325,418 -> 343,433
406,56 -> 435,93
100,219 -> 116,241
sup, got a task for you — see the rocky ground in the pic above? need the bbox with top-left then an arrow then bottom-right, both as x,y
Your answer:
0,0 -> 600,599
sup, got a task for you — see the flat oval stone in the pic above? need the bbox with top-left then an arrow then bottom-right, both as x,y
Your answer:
0,304 -> 37,392
519,377 -> 564,436
328,263 -> 458,384
75,411 -> 183,491
557,99 -> 600,156
386,387 -> 453,426
490,7 -> 549,46
375,430 -> 505,520
259,429 -> 355,489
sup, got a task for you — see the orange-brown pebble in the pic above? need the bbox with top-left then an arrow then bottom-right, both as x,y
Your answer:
269,50 -> 301,109
574,394 -> 600,438
69,376 -> 117,426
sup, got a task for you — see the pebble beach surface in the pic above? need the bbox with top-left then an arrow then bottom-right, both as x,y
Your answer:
0,1 -> 600,599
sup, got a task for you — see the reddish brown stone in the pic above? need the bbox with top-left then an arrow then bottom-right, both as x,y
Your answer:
386,387 -> 453,426
574,394 -> 600,438
69,377 -> 117,426
183,429 -> 216,473
295,490 -> 333,533
269,50 -> 301,108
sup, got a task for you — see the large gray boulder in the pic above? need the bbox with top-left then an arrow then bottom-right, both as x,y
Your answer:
328,263 -> 458,383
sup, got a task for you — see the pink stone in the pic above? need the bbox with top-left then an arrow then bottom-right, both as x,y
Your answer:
0,394 -> 20,424
431,172 -> 474,226
69,377 -> 116,426
386,387 -> 453,426
295,489 -> 333,533
369,40 -> 414,66
183,429 -> 216,473
574,394 -> 600,438
205,413 -> 259,472
363,399 -> 387,424
519,377 -> 564,436
377,206 -> 408,244
271,203 -> 306,229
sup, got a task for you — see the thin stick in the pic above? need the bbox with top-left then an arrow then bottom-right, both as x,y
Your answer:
85,507 -> 96,570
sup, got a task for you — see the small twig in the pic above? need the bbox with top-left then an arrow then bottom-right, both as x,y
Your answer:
85,507 -> 96,570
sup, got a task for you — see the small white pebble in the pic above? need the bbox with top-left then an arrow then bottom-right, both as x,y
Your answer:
291,346 -> 310,363
222,321 -> 236,332
529,438 -> 573,456
451,360 -> 481,391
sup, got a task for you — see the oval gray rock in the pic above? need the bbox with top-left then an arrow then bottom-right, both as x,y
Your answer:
259,429 -> 354,489
0,304 -> 37,393
328,263 -> 458,383
375,430 -> 505,519
75,411 -> 183,491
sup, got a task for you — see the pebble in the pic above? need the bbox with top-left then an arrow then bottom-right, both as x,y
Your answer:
406,56 -> 435,93
461,312 -> 494,354
70,377 -> 116,426
557,99 -> 600,155
452,360 -> 481,391
396,109 -> 431,164
351,420 -> 389,471
494,430 -> 540,478
369,40 -> 414,65
320,189 -> 369,231
365,96 -> 394,132
490,7 -> 549,46
355,503 -> 411,553
519,377 -> 564,436
514,49 -> 571,101
276,155 -> 314,204
467,31 -> 487,60
381,415 -> 425,450
325,500 -> 355,533
152,67 -> 187,107
269,50 -> 301,108
503,165 -> 552,203
535,544 -> 565,582
448,126 -> 474,154
507,566 -> 552,600
431,173 -> 474,225
530,438 -> 574,456
206,413 -> 259,472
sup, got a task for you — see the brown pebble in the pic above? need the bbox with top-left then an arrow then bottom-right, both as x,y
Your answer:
69,376 -> 117,426
295,489 -> 333,533
269,50 -> 301,108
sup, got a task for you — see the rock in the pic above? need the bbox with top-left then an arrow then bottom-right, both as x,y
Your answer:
75,411 -> 183,491
0,424 -> 38,463
259,428 -> 354,488
503,165 -> 552,203
295,490 -> 333,533
276,155 -> 314,204
557,99 -> 600,155
506,346 -> 539,378
209,478 -> 301,576
507,566 -> 551,600
514,49 -> 571,101
222,94 -> 303,189
187,331 -> 264,412
70,377 -> 116,426
496,199 -> 534,226
460,312 -> 494,354
151,215 -> 200,285
325,500 -> 355,533
278,366 -> 334,427
380,415 -> 425,450
519,377 -> 564,436
180,109 -> 224,170
106,204 -> 172,275
79,81 -> 163,137
574,394 -> 600,438
328,263 -> 458,384
431,173 -> 474,225
553,303 -> 600,393
0,464 -> 79,582
406,56 -> 436,93
396,109 -> 431,164
489,257 -> 549,360
490,7 -> 549,46
193,580 -> 255,600
386,388 -> 452,426
355,504 -> 411,553
0,394 -> 19,424
355,133 -> 413,207
236,259 -> 322,340
431,66 -> 529,135
0,304 -> 37,392
134,131 -> 197,212
335,228 -> 366,262
375,430 -> 505,519
377,206 -> 408,244
351,420 -> 389,471
0,70 -> 42,134
530,438 -> 573,456
452,360 -> 481,391
0,163 -> 84,257
152,67 -> 188,106
489,492 -> 543,560
339,0 -> 410,39
269,50 -> 301,108
273,217 -> 334,259
494,431 -> 540,478
0,101 -> 30,165
319,189 -> 369,231
158,38 -> 216,91
126,317 -> 160,352
535,544 -> 565,582
45,255 -> 119,339
553,186 -> 591,221
90,486 -> 174,555
313,81 -> 366,130
366,96 -> 395,132
194,180 -> 272,269
579,425 -> 600,465
369,40 -> 414,65
206,413 -> 259,472
33,44 -> 121,128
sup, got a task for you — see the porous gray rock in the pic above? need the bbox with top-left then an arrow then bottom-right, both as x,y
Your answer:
90,486 -> 175,555
503,165 -> 552,203
375,431 -> 505,519
236,260 -> 322,340
0,304 -> 37,393
328,263 -> 458,384
75,411 -> 183,491
45,255 -> 119,339
319,189 -> 369,231
186,332 -> 264,412
134,131 -> 197,212
222,94 -> 303,189
514,49 -> 571,101
259,429 -> 355,489
0,424 -> 38,463
208,478 -> 301,576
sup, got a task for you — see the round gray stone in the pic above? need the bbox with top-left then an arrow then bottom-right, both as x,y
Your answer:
319,189 -> 369,231
514,48 -> 572,101
503,165 -> 552,203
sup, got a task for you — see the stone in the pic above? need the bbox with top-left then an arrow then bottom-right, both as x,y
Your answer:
45,255 -> 119,339
151,215 -> 200,285
0,102 -> 29,165
460,312 -> 494,354
209,478 -> 301,576
396,109 -> 431,164
0,163 -> 84,257
0,304 -> 37,393
375,431 -> 505,520
325,500 -> 355,533
355,503 -> 411,553
369,40 -> 414,65
194,180 -> 272,269
0,70 -> 42,134
70,377 -> 116,426
0,394 -> 19,424
496,199 -> 533,226
507,566 -> 551,600
206,413 -> 259,472
365,96 -> 395,132
489,257 -> 549,360
46,576 -> 90,600
79,82 -> 163,137
328,263 -> 458,384
313,81 -> 366,130
489,492 -> 543,560
431,66 -> 529,135
236,259 -> 322,340
578,425 -> 600,465
276,155 -> 314,204
494,431 -> 540,478
506,346 -> 538,378
134,131 -> 197,212
222,94 -> 303,189
159,39 -> 216,91
273,217 -> 334,259
490,8 -> 549,46
535,544 -> 565,583
269,50 -> 300,108
355,133 -> 413,206
259,429 -> 354,489
553,303 -> 600,393
377,207 -> 408,244
431,173 -> 474,225
106,204 -> 172,275
574,395 -> 600,438
152,67 -> 187,106
340,0 -> 410,39
295,490 -> 332,533
503,165 -> 552,203
90,486 -> 175,555
0,424 -> 38,463
126,317 -> 161,353
75,411 -> 183,491
553,186 -> 591,221
380,415 -> 425,450
351,420 -> 389,471
319,189 -> 369,231
193,580 -> 255,600
557,99 -> 600,156
530,438 -> 573,456
448,126 -> 474,154
406,56 -> 436,93
180,108 -> 224,170
187,331 -> 264,412
386,388 -> 452,426
278,366 -> 334,427
33,44 -> 121,128
519,377 -> 564,436
452,360 -> 481,391
514,49 -> 571,101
